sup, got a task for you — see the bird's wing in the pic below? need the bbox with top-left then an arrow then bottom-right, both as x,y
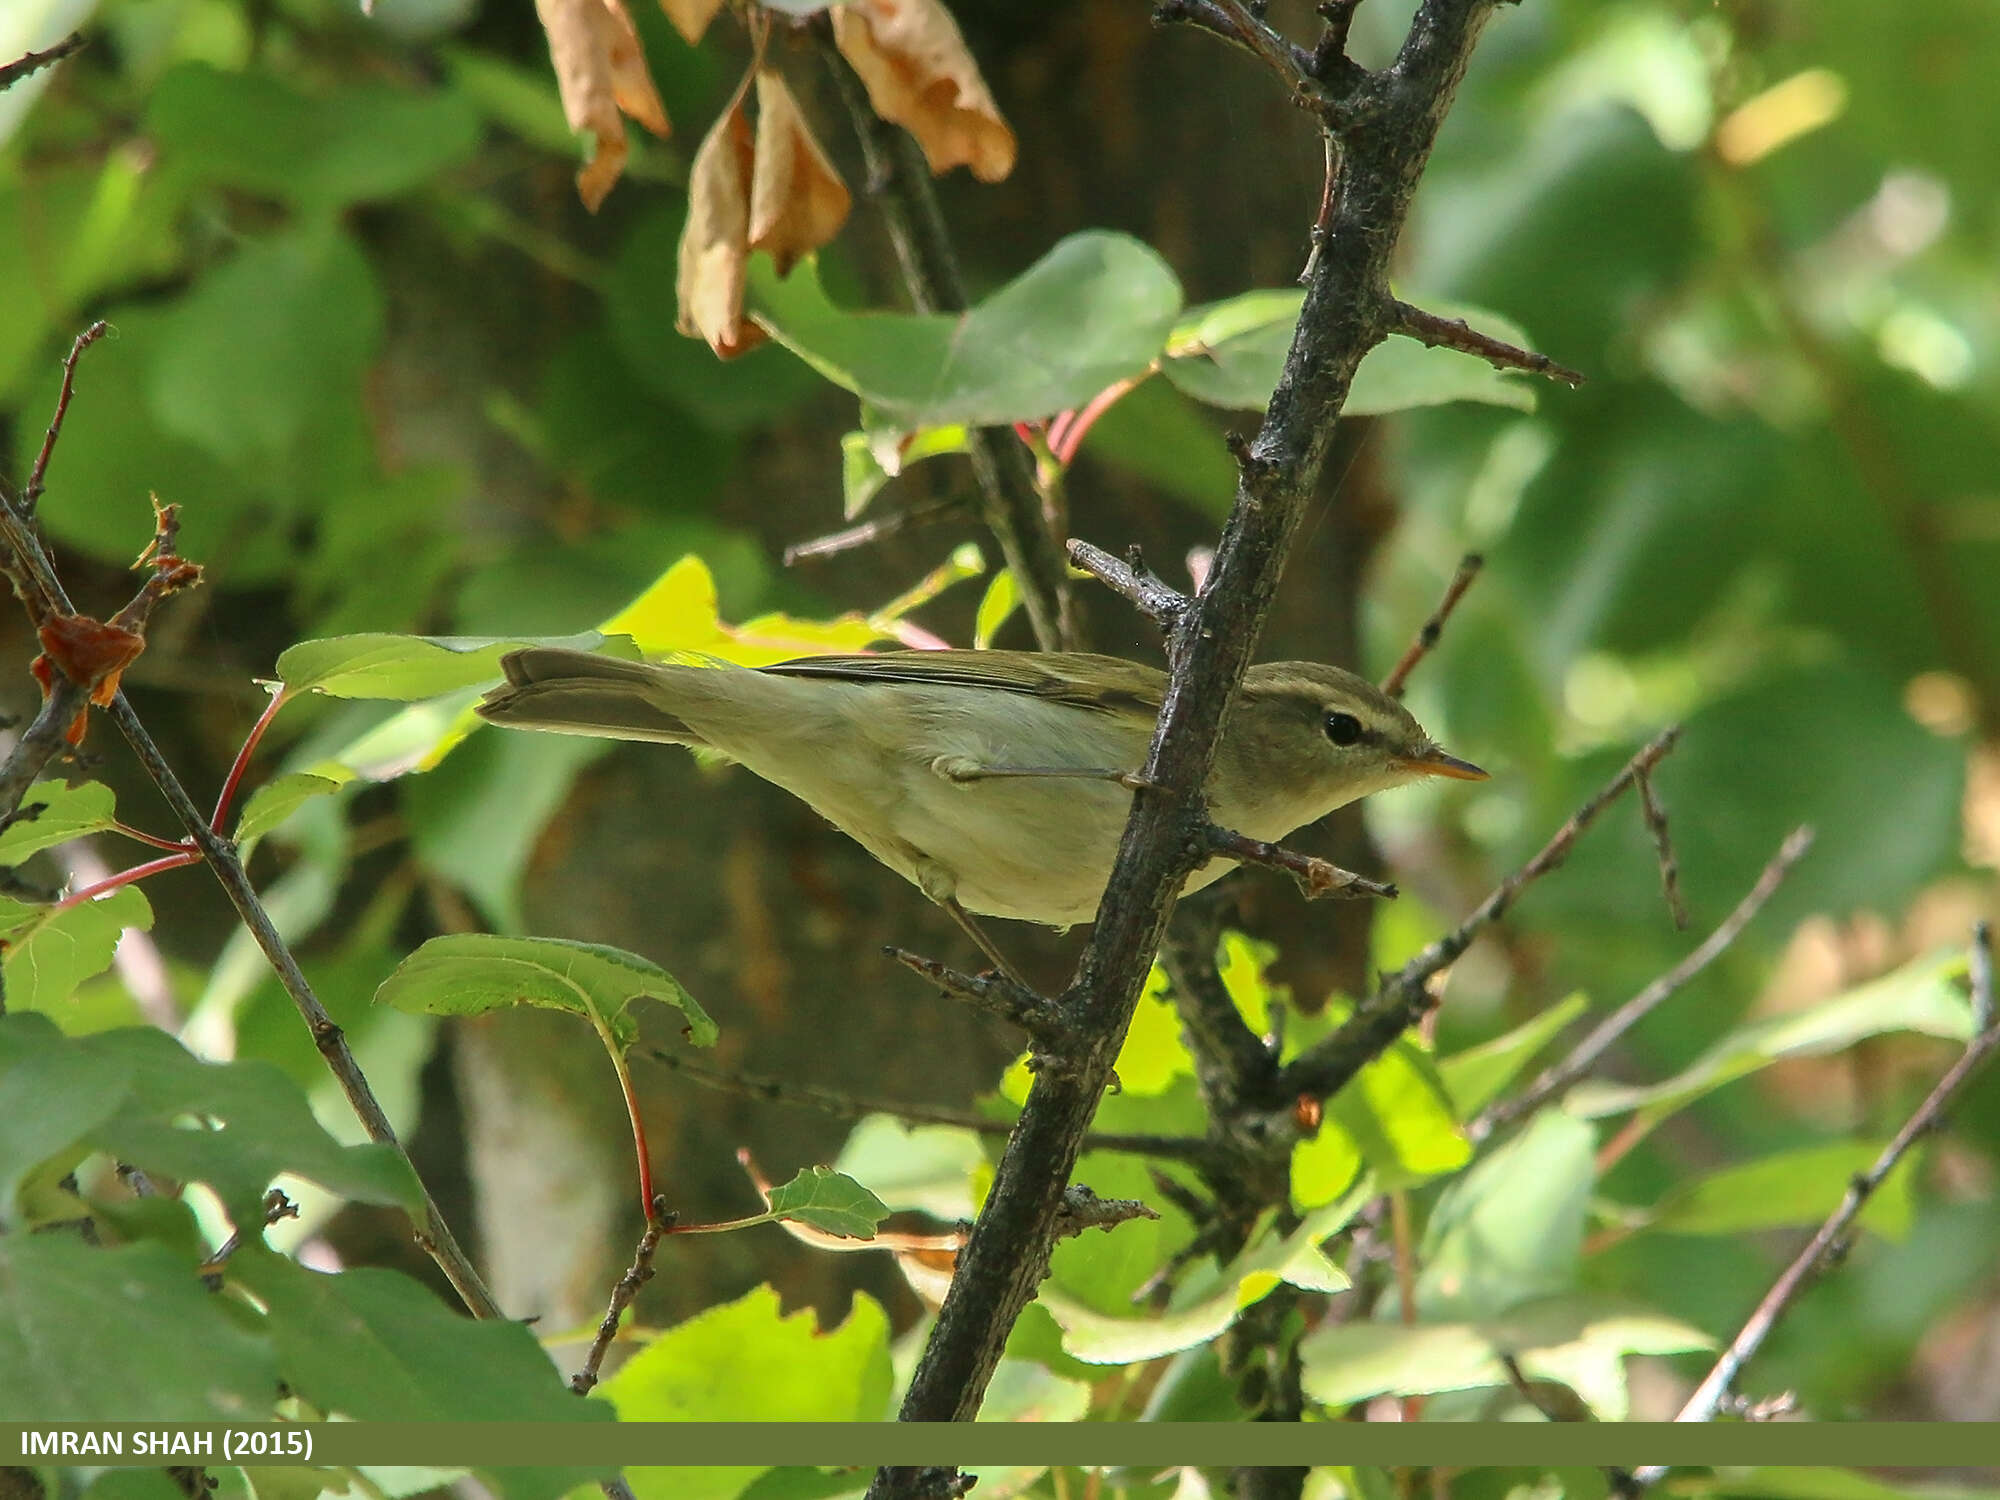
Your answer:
757,650 -> 1166,714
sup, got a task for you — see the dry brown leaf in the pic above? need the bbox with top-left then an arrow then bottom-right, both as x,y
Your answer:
659,0 -> 726,45
748,69 -> 852,275
676,79 -> 766,358
832,0 -> 1016,183
535,0 -> 671,212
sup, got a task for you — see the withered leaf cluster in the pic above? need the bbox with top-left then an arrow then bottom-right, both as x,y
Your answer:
531,0 -> 1015,352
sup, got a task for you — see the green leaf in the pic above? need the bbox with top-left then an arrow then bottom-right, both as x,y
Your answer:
1438,991 -> 1591,1118
276,629 -> 637,700
973,568 -> 1020,649
0,1236 -> 277,1421
1041,1195 -> 1359,1365
146,63 -> 481,208
148,223 -> 383,475
1565,950 -> 1972,1129
0,887 -> 154,1016
1416,1109 -> 1596,1320
840,423 -> 968,518
831,1116 -> 984,1221
1298,1292 -> 1710,1421
374,933 -> 717,1053
606,1286 -> 892,1500
0,1013 -> 424,1222
746,232 -> 1183,429
0,780 -> 119,863
1639,1138 -> 1916,1240
764,1166 -> 890,1239
231,1248 -> 610,1500
235,766 -> 357,845
1160,290 -> 1539,415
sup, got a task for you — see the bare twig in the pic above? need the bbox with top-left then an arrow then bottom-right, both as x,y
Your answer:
1154,0 -> 1314,96
1052,1184 -> 1160,1240
0,32 -> 85,94
783,495 -> 969,565
572,1199 -> 673,1395
1380,553 -> 1483,697
1624,924 -> 2000,1490
1471,826 -> 1815,1144
1281,727 -> 1682,1104
816,25 -> 1076,651
1389,300 -> 1584,386
883,945 -> 1065,1039
639,1046 -> 1219,1166
23,321 -> 108,513
1206,823 -> 1397,901
1066,539 -> 1192,631
1634,768 -> 1688,929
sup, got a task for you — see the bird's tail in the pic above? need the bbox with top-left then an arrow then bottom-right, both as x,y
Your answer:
476,647 -> 707,746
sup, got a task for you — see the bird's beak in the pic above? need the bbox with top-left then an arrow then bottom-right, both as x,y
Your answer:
1403,746 -> 1489,782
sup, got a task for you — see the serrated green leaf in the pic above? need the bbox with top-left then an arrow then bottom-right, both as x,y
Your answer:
765,1166 -> 889,1239
0,780 -> 119,863
0,886 -> 154,1015
235,766 -> 357,844
231,1247 -> 611,1500
747,232 -> 1182,429
0,1013 -> 424,1221
276,630 -> 638,700
374,933 -> 716,1053
0,1236 -> 277,1421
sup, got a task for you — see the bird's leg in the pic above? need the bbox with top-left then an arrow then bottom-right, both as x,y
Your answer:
931,755 -> 1159,793
940,896 -> 1036,992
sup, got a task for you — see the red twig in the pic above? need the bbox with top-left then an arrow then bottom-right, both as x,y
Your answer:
1051,374 -> 1149,467
1380,553 -> 1483,698
57,849 -> 201,910
210,684 -> 290,833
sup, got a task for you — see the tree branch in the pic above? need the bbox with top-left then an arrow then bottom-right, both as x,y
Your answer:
0,32 -> 85,94
1469,825 -> 1814,1144
1066,539 -> 1192,633
1388,298 -> 1583,386
1622,923 -> 2000,1491
1206,822 -> 1396,900
816,25 -> 1077,651
1280,726 -> 1680,1105
870,0 -> 1529,1476
1380,552 -> 1482,697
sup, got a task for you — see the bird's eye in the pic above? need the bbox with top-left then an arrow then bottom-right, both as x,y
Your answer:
1324,711 -> 1363,747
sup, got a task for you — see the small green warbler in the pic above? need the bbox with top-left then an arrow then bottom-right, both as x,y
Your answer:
479,647 -> 1484,946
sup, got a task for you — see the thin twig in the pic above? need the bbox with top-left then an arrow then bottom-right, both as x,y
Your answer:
1281,727 -> 1682,1103
572,1199 -> 673,1394
1380,553 -> 1483,698
1052,1184 -> 1159,1240
638,1046 -> 1217,1166
0,32 -> 85,94
1634,768 -> 1687,929
1388,299 -> 1584,387
1624,924 -> 2000,1490
22,321 -> 108,513
1153,0 -> 1312,97
1471,825 -> 1814,1144
1206,823 -> 1397,900
1066,539 -> 1192,631
816,24 -> 1076,651
883,945 -> 1065,1038
783,495 -> 969,565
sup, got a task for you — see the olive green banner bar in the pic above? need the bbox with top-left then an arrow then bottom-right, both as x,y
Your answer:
7,1422 -> 2000,1470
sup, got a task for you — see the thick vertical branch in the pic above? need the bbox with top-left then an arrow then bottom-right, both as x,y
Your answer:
872,0 -> 1525,1471
816,28 -> 1079,651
